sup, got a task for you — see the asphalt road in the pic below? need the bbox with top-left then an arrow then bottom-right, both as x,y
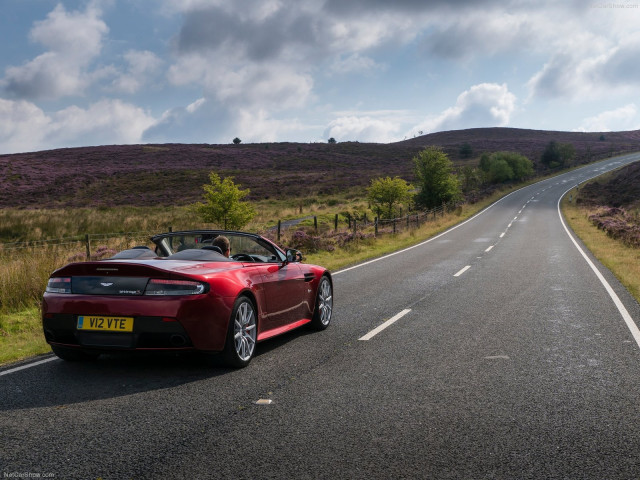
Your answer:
3,154 -> 640,479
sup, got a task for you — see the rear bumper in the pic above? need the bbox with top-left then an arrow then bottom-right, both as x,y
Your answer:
43,314 -> 196,351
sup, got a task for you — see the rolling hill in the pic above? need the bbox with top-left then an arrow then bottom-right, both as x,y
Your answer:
2,127 -> 640,208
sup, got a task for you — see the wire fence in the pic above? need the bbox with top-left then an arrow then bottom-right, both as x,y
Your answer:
271,201 -> 460,241
0,201 -> 460,257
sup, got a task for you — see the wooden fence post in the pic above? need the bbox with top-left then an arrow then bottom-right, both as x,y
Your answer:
85,234 -> 91,261
314,216 -> 318,233
393,218 -> 396,234
334,214 -> 338,232
277,220 -> 281,242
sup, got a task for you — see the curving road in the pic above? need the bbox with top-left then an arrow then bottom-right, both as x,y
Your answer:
2,153 -> 640,479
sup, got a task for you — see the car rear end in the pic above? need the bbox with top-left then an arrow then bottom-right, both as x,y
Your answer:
42,260 -> 233,358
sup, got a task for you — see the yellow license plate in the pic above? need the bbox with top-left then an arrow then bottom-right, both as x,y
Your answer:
77,315 -> 134,332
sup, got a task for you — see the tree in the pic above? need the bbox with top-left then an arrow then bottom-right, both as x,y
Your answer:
413,146 -> 462,209
233,137 -> 242,144
479,152 -> 492,173
541,140 -> 561,168
459,165 -> 482,192
367,176 -> 413,219
459,142 -> 473,158
541,141 -> 575,169
491,152 -> 533,181
488,158 -> 514,183
558,143 -> 576,166
328,137 -> 336,144
192,172 -> 256,230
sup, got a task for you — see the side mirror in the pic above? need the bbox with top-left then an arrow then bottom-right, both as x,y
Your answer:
285,249 -> 303,263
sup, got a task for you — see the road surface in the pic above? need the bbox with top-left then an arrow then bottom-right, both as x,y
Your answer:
2,154 -> 640,479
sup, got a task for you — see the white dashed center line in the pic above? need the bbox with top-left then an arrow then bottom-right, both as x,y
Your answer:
359,309 -> 412,341
454,265 -> 471,277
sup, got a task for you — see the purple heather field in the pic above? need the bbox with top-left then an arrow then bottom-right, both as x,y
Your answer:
2,127 -> 640,209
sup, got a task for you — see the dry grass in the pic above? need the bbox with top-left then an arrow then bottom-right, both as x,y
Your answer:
562,193 -> 640,303
0,184 -> 518,366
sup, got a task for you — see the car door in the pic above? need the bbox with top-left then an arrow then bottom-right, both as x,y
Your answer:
259,262 -> 308,330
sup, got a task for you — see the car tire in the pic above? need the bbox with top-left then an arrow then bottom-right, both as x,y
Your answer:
51,345 -> 100,362
310,276 -> 332,330
223,296 -> 257,368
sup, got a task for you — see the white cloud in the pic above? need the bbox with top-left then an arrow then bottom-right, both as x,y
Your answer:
577,104 -> 639,132
235,108 -> 315,143
410,83 -> 516,135
108,50 -> 163,94
48,99 -> 156,145
0,99 -> 51,153
2,4 -> 108,100
0,98 -> 156,153
324,115 -> 402,143
330,53 -> 384,75
527,31 -> 640,101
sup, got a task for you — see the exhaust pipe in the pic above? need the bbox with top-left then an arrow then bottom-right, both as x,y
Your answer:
170,334 -> 187,347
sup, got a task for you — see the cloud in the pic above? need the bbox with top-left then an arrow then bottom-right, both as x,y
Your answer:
2,4 -> 108,100
0,98 -> 156,154
330,54 -> 384,75
324,114 -> 404,143
576,104 -> 639,132
410,83 -> 516,135
527,32 -> 640,100
108,50 -> 163,94
0,99 -> 51,153
422,12 -> 536,60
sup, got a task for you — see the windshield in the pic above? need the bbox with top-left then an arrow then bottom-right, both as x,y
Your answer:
156,232 -> 286,263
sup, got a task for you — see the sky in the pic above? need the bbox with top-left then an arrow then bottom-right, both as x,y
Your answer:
1,0 -> 640,154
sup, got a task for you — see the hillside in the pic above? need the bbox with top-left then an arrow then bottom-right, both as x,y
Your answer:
2,127 -> 640,208
578,161 -> 640,210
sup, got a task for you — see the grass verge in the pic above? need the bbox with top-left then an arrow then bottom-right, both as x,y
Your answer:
0,307 -> 50,365
561,192 -> 640,304
0,183 -> 532,367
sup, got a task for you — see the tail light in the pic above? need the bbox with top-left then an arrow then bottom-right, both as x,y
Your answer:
144,279 -> 208,296
45,277 -> 71,294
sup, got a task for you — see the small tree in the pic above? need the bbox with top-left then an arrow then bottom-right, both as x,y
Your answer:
367,176 -> 413,219
233,137 -> 242,145
192,172 -> 256,230
328,137 -> 336,144
541,141 -> 575,169
459,142 -> 473,158
459,165 -> 482,192
413,146 -> 462,209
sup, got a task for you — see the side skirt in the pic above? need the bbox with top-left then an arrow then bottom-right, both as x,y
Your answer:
257,318 -> 311,342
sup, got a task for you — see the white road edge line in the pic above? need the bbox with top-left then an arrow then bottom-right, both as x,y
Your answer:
454,265 -> 471,277
485,245 -> 494,252
359,309 -> 411,341
0,356 -> 58,377
558,186 -> 640,349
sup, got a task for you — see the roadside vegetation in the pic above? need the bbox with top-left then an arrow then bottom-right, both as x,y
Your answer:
1,141 -> 638,366
561,164 -> 640,303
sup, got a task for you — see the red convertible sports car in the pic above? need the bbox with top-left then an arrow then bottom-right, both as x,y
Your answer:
42,230 -> 333,367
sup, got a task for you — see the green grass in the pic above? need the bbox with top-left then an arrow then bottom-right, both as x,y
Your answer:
561,191 -> 640,304
0,178 -> 572,367
0,307 -> 49,365
0,189 -> 509,366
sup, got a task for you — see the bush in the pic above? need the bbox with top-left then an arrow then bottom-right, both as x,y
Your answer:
588,206 -> 640,247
